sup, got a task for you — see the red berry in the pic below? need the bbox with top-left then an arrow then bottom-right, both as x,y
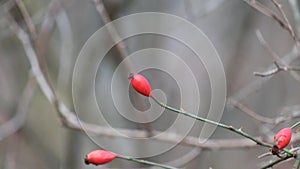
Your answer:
84,150 -> 116,165
274,127 -> 292,150
129,74 -> 152,97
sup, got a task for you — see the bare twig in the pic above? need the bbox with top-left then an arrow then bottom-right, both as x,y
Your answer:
150,96 -> 277,151
15,0 -> 37,39
254,30 -> 300,80
254,61 -> 300,77
93,0 -> 129,62
243,0 -> 290,32
0,73 -> 36,141
230,46 -> 297,101
270,0 -> 298,41
92,0 -> 153,136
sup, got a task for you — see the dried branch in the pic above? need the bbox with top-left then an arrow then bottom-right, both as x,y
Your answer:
270,0 -> 298,41
254,61 -> 300,77
15,0 -> 37,39
93,0 -> 129,63
254,30 -> 300,79
92,0 -> 153,136
243,0 -> 290,32
229,46 -> 297,101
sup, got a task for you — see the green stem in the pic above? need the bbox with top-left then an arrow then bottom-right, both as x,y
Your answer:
261,154 -> 293,169
150,96 -> 294,156
117,154 -> 178,169
291,121 -> 300,129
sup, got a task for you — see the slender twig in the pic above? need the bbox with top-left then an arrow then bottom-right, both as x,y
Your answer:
291,121 -> 300,129
230,46 -> 297,102
243,0 -> 290,31
92,0 -> 153,136
254,61 -> 300,77
254,30 -> 300,81
93,0 -> 130,65
150,97 -> 274,150
270,0 -> 298,41
117,154 -> 178,169
15,0 -> 37,39
270,0 -> 300,58
261,154 -> 294,169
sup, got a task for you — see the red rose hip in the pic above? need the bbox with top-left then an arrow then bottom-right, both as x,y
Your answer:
129,74 -> 152,97
274,127 -> 292,150
84,150 -> 116,165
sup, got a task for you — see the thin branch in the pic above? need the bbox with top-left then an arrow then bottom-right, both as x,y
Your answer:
92,0 -> 153,136
0,73 -> 36,141
243,0 -> 290,32
270,0 -> 297,39
254,30 -> 300,80
229,46 -> 298,102
254,61 -> 300,77
261,154 -> 294,169
15,0 -> 37,39
93,0 -> 129,63
150,97 -> 273,150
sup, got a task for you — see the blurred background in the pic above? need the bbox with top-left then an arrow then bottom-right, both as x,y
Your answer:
1,0 -> 300,169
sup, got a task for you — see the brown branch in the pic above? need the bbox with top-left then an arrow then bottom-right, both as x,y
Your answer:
254,61 -> 300,77
229,46 -> 297,101
270,0 -> 297,41
15,0 -> 37,40
92,0 -> 153,136
254,30 -> 300,79
93,0 -> 130,64
243,0 -> 290,31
